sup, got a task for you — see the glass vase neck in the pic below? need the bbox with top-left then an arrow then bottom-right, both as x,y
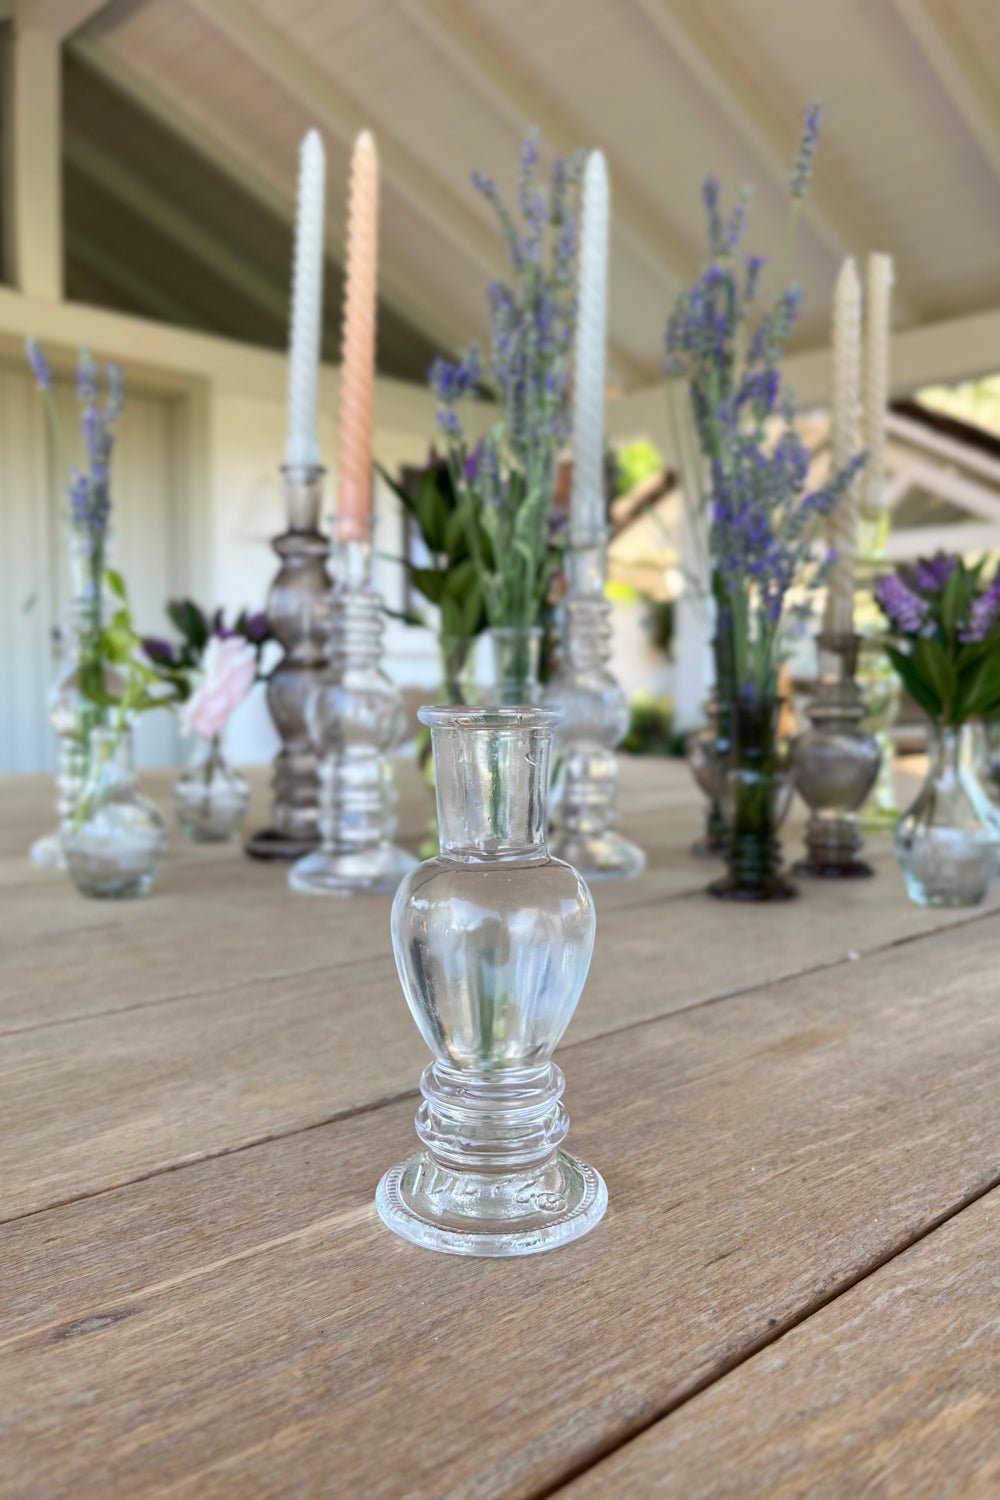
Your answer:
419,706 -> 559,858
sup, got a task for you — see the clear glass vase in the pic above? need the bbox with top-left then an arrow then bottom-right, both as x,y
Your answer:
895,724 -> 1000,907
173,733 -> 250,843
488,625 -> 541,705
62,727 -> 167,899
981,719 -> 1000,808
710,692 -> 796,902
31,534 -> 124,869
376,705 -> 607,1257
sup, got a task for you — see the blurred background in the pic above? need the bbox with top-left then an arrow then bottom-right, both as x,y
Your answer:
3,0 -> 1000,773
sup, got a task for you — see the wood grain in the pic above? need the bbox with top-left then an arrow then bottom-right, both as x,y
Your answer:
1,846 -> 994,1219
559,1189 -> 1000,1499
2,917 -> 998,1498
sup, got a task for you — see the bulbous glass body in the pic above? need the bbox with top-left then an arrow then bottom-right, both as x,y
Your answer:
895,724 -> 1000,907
377,706 -> 607,1257
173,733 -> 250,842
62,728 -> 167,899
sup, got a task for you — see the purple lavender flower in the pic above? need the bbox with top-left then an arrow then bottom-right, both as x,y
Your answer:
913,553 -> 958,593
876,573 -> 931,636
25,337 -> 52,391
789,103 -> 823,200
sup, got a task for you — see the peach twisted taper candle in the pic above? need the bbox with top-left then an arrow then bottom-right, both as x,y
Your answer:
823,257 -> 862,641
863,253 -> 893,516
336,130 -> 379,545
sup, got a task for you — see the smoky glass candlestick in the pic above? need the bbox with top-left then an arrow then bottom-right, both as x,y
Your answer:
377,706 -> 607,1257
288,532 -> 417,895
543,537 -> 645,880
792,634 -> 882,878
247,464 -> 331,860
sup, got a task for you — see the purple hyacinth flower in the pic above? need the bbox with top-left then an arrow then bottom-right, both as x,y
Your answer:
913,553 -> 958,593
958,576 -> 1000,644
243,612 -> 270,645
876,573 -> 931,636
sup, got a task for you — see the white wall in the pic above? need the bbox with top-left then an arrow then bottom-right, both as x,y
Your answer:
0,287 -> 444,769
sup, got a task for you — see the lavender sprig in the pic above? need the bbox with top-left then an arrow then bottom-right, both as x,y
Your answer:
428,131 -> 584,630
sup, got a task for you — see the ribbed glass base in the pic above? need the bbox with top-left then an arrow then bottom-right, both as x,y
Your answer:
375,1149 -> 607,1258
549,827 -> 646,881
288,840 -> 417,895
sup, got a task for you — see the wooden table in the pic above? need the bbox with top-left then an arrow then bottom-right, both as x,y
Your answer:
1,761 -> 997,1498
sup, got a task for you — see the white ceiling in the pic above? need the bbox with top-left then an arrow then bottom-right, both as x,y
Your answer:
76,0 -> 1000,390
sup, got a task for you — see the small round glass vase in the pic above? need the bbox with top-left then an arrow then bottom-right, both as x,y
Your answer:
173,734 -> 250,843
895,724 -> 1000,908
61,727 -> 167,899
377,706 -> 607,1258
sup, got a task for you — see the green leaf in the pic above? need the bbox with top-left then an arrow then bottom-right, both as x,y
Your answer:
105,567 -> 127,601
409,567 -> 447,605
955,646 -> 1000,722
912,638 -> 957,711
886,645 -> 943,721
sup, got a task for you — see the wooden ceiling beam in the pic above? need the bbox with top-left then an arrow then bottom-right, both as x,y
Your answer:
69,38 -> 471,362
14,0 -> 108,40
185,0 -> 644,387
632,0 -> 920,325
400,0 -> 698,297
65,133 -> 289,328
888,0 -> 1000,182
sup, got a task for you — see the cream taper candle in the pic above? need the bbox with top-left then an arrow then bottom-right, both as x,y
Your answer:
863,253 -> 894,515
286,130 -> 326,470
824,257 -> 862,639
570,150 -> 610,547
336,131 -> 379,545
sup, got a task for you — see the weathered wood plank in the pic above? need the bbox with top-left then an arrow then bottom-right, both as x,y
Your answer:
1,855 -> 994,1219
1,918 -> 997,1497
559,1190 -> 1000,1499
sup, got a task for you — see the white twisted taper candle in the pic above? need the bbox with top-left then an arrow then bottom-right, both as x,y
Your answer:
570,150 -> 609,548
286,129 -> 326,470
336,130 -> 379,546
863,253 -> 894,515
824,257 -> 862,640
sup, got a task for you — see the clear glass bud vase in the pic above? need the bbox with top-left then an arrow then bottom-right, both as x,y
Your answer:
544,540 -> 645,879
895,724 -> 1000,907
62,726 -> 167,899
377,706 -> 607,1257
173,733 -> 250,843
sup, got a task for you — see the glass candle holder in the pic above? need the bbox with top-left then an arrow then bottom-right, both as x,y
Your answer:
246,464 -> 331,860
792,635 -> 882,878
544,538 -> 645,879
288,533 -> 417,896
376,705 -> 607,1257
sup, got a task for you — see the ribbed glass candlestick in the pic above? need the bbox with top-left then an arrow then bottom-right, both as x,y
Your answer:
288,533 -> 417,895
543,538 -> 645,880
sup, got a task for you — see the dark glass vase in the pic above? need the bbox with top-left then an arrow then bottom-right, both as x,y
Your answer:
710,692 -> 796,902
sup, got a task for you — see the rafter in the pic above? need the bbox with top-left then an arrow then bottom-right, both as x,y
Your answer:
66,228 -> 204,326
185,0 -> 643,385
888,0 -> 1000,181
65,134 -> 289,328
14,0 -> 107,40
400,0 -> 697,292
70,38 -> 471,361
631,0 -> 920,324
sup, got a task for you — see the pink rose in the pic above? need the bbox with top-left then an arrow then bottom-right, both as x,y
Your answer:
180,636 -> 257,740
